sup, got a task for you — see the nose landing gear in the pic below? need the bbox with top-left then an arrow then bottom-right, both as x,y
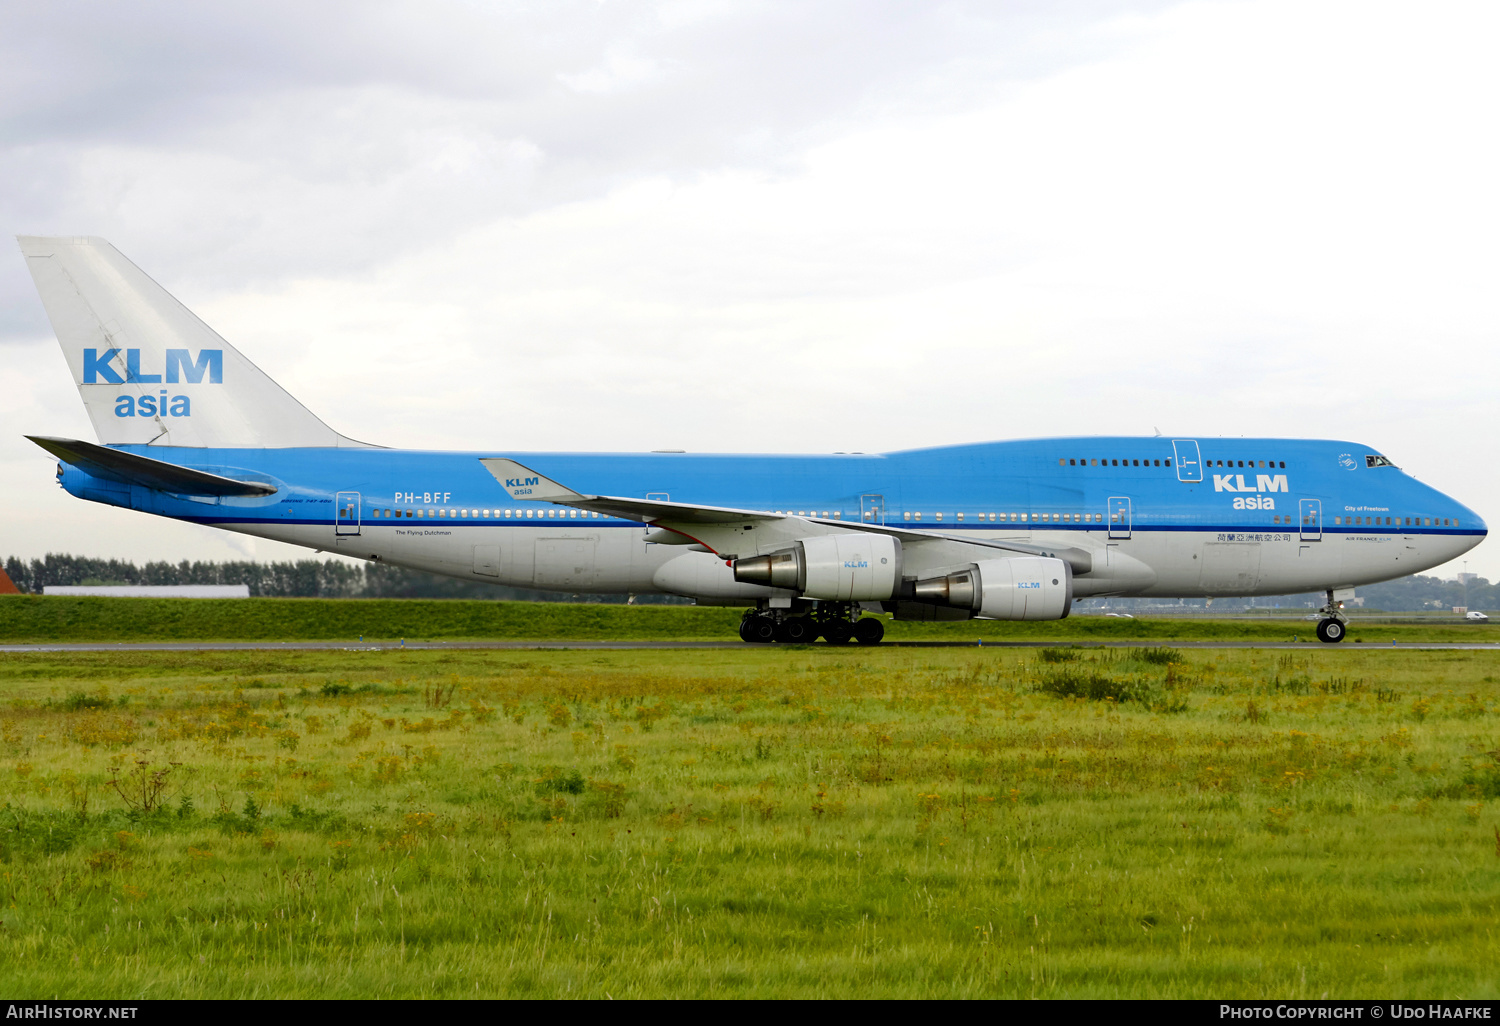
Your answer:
1315,589 -> 1348,644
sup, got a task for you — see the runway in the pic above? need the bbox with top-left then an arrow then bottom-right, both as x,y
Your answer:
4,640 -> 1500,653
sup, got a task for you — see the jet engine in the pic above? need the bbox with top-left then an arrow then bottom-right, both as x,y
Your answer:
732,535 -> 901,600
912,556 -> 1072,620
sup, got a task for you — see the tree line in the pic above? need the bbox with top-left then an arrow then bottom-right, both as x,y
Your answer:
1,554 -> 686,603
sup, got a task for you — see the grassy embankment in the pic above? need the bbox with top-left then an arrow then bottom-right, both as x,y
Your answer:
0,645 -> 1497,997
3,595 -> 1498,644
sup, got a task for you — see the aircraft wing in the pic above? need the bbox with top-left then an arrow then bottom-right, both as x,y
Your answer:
27,435 -> 278,497
479,457 -> 1092,573
479,458 -> 784,524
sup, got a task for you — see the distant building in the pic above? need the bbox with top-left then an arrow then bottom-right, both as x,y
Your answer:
44,585 -> 250,599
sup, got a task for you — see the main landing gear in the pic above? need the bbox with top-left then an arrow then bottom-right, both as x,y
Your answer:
739,603 -> 886,645
1315,588 -> 1348,644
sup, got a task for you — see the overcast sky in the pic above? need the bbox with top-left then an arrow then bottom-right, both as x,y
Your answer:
3,0 -> 1497,582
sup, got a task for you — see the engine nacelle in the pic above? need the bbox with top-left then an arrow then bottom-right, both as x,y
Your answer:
732,534 -> 901,600
912,556 -> 1072,621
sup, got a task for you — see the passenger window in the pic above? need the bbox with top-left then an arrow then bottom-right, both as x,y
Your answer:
956,513 -> 964,522
1090,459 -> 1098,466
904,512 -> 911,521
504,509 -> 512,518
1058,459 -> 1065,466
935,513 -> 944,521
1069,459 -> 1076,466
1166,459 -> 1172,467
1111,459 -> 1118,467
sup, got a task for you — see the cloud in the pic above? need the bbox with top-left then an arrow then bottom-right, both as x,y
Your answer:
1,0 -> 1170,301
3,0 -> 1496,581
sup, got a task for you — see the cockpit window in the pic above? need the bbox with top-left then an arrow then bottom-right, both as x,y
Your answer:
1365,455 -> 1396,469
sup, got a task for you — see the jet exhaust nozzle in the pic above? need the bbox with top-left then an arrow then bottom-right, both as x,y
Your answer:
912,570 -> 979,611
732,550 -> 803,590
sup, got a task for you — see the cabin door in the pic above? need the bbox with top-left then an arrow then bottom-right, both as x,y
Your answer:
1171,439 -> 1203,482
1108,496 -> 1132,540
861,494 -> 885,524
1299,499 -> 1322,542
335,492 -> 361,536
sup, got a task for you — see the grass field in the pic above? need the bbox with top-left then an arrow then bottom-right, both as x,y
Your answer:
0,644 -> 1497,998
4,595 -> 1499,644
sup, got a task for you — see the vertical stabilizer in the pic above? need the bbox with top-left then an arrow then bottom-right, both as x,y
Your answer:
18,236 -> 365,448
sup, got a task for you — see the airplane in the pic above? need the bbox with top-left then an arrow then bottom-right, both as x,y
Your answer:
15,236 -> 1488,644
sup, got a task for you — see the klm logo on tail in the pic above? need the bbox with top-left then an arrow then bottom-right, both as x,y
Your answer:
83,348 -> 223,419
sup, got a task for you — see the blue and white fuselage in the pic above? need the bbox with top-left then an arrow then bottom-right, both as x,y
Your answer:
53,438 -> 1483,602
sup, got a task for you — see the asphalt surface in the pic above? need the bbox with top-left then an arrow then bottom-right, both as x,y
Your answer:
4,640 -> 1500,653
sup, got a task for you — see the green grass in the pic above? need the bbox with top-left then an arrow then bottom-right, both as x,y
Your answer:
3,595 -> 1499,644
0,646 -> 1497,997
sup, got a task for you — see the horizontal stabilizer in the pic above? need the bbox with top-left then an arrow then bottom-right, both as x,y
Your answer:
27,436 -> 277,497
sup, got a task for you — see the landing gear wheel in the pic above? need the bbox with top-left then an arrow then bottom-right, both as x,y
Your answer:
822,621 -> 852,645
853,618 -> 885,646
781,617 -> 818,644
741,616 -> 777,644
1316,618 -> 1345,644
